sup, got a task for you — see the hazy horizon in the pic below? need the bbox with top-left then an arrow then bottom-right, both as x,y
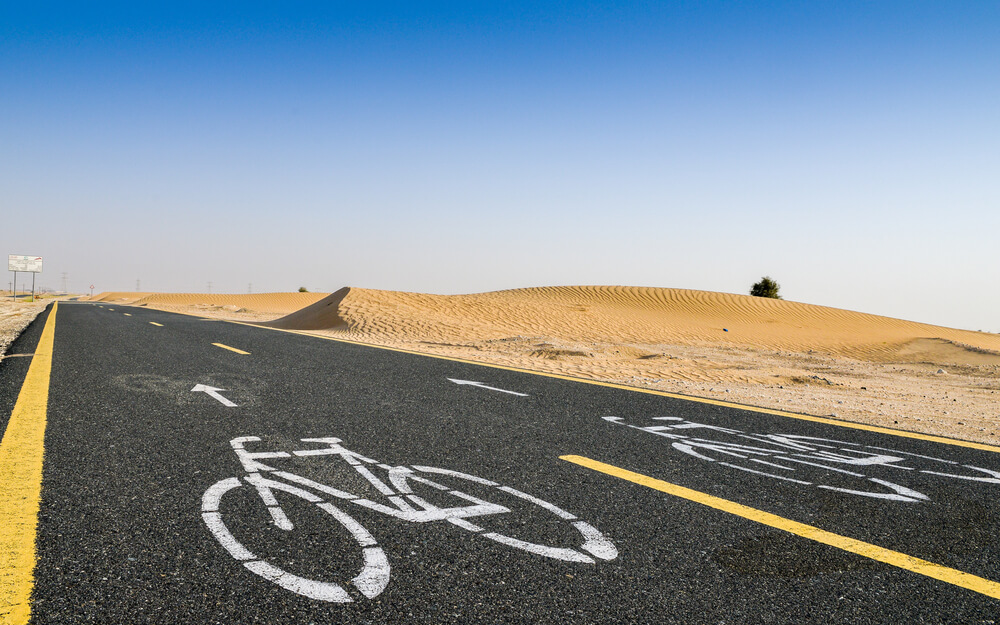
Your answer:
3,2 -> 998,332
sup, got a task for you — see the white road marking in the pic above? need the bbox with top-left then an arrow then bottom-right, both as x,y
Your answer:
191,384 -> 237,407
482,532 -> 594,563
244,560 -> 352,603
203,436 -> 617,604
604,414 -> 1000,503
446,378 -> 529,397
818,478 -> 928,502
574,521 -> 620,560
498,486 -> 577,520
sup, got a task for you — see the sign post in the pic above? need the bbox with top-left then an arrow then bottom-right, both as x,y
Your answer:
8,255 -> 43,302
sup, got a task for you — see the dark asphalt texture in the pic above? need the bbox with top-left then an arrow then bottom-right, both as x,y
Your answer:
5,302 -> 1000,623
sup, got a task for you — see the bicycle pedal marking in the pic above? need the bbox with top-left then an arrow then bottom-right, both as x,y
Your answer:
202,435 -> 618,603
604,415 -> 1000,503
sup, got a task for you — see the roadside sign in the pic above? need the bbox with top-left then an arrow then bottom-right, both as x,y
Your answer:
9,255 -> 43,273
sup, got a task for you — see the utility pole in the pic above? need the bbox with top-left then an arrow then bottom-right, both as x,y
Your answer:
136,279 -> 141,291
207,281 -> 212,294
248,283 -> 252,294
61,272 -> 68,294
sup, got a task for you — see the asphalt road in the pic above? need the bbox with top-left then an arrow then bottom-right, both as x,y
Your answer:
4,301 -> 1000,623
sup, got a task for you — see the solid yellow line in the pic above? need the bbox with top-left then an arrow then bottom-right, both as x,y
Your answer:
0,302 -> 58,624
561,454 -> 1000,600
212,342 -> 250,355
252,325 -> 1000,454
125,305 -> 1000,454
149,322 -> 163,327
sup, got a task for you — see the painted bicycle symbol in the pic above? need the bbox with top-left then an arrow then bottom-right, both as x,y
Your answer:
202,436 -> 617,603
605,416 -> 1000,502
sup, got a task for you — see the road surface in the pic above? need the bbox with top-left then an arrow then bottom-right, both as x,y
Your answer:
2,302 -> 999,623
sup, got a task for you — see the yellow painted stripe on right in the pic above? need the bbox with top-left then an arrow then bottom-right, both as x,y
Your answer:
252,324 -> 1000,454
131,305 -> 1000,454
0,302 -> 58,624
149,322 -> 163,327
562,454 -> 1000,600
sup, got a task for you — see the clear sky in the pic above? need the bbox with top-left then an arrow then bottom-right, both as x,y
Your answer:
2,2 -> 998,331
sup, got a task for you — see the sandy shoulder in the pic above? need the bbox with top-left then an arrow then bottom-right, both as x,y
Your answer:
0,296 -> 52,357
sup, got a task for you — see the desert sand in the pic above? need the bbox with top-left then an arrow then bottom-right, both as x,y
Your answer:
0,295 -> 54,358
82,287 -> 1000,444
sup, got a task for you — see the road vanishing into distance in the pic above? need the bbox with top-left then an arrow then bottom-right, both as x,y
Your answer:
2,302 -> 1000,624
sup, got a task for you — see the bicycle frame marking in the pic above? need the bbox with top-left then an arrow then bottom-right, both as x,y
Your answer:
203,436 -> 617,603
604,416 -> 1000,503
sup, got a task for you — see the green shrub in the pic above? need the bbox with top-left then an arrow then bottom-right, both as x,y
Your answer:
750,276 -> 781,299
298,286 -> 309,292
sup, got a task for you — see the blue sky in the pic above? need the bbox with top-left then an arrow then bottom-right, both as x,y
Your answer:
2,2 -> 998,331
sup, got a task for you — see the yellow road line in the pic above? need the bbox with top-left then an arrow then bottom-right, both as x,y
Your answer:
140,306 -> 1000,454
561,454 -> 1000,601
251,325 -> 1000,454
0,302 -> 58,624
212,342 -> 250,355
123,313 -> 132,317
149,322 -> 163,327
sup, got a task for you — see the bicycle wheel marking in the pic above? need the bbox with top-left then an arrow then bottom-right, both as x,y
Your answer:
201,475 -> 389,604
202,478 -> 256,561
497,486 -> 578,520
603,415 -> 1000,503
202,436 -> 618,603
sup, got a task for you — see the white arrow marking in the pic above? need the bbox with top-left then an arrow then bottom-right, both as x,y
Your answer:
192,384 -> 238,407
447,378 -> 529,397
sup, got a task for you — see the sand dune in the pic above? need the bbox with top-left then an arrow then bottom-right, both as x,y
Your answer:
264,286 -> 1000,365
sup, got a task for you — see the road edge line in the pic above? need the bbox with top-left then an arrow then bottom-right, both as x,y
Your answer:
561,454 -> 1000,601
237,322 -> 1000,454
104,303 -> 1000,454
0,302 -> 58,624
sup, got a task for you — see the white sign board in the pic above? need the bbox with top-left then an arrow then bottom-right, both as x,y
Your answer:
8,255 -> 43,273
